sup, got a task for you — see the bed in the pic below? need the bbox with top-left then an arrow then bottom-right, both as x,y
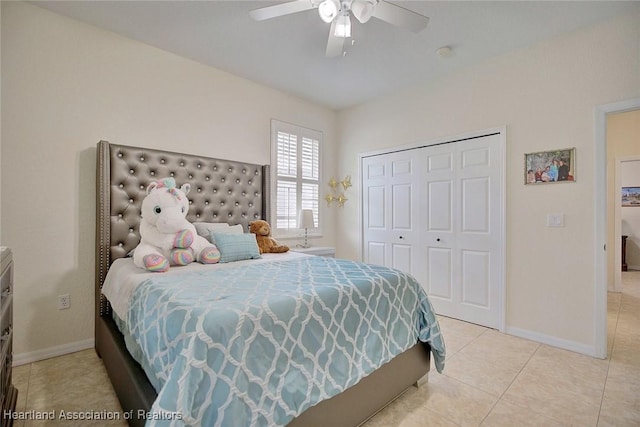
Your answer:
95,140 -> 445,426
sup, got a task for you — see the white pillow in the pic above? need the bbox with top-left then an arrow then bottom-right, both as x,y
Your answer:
225,224 -> 244,234
209,224 -> 244,243
193,222 -> 230,239
194,222 -> 244,243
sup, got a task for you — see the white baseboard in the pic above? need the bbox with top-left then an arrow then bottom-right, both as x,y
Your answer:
505,326 -> 599,358
13,338 -> 95,366
627,265 -> 640,271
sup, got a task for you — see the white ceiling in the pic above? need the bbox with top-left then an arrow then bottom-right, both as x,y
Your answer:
31,1 -> 639,110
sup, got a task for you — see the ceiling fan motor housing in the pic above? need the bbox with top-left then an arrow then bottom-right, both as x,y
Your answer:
318,0 -> 378,24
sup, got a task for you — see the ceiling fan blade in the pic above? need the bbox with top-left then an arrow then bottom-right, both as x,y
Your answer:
249,0 -> 315,21
326,20 -> 345,57
372,1 -> 429,33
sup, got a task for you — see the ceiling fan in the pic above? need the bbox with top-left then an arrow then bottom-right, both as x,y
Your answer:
249,0 -> 429,57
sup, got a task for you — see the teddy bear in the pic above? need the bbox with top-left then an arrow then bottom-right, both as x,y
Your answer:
133,178 -> 220,272
249,220 -> 290,254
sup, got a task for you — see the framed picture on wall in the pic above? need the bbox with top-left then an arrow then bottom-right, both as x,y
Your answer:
524,148 -> 576,184
622,187 -> 640,206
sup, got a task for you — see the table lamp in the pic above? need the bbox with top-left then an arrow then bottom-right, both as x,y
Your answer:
298,209 -> 315,248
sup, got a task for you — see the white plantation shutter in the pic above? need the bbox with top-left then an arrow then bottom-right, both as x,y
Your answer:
277,132 -> 297,178
276,180 -> 297,229
271,120 -> 322,235
301,137 -> 319,180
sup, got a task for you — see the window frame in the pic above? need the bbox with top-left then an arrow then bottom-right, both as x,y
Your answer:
270,119 -> 323,238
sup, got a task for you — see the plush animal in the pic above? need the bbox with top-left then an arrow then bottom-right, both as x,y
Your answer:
133,178 -> 220,272
249,220 -> 289,254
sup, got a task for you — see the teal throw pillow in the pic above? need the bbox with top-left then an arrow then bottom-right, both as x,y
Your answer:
211,232 -> 261,263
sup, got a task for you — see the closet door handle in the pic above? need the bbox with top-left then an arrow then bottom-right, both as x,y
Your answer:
399,236 -> 404,240
436,238 -> 441,242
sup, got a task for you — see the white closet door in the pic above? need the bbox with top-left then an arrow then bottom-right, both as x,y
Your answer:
361,133 -> 503,329
421,143 -> 457,317
362,151 -> 423,282
423,134 -> 503,328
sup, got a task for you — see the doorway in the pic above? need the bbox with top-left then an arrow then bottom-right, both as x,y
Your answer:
595,98 -> 640,359
610,110 -> 640,291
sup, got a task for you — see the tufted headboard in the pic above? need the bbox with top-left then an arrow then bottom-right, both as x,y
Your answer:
95,140 -> 270,317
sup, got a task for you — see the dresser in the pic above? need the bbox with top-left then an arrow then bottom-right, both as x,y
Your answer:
0,248 -> 17,426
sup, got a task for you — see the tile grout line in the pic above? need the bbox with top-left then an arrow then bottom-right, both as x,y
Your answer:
598,272 -> 640,425
435,328 -> 546,425
448,327 -> 490,360
22,362 -> 32,412
477,341 -> 542,425
424,327 -> 491,426
595,285 -> 624,427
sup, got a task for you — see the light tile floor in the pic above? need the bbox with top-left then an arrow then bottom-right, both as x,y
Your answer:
10,272 -> 640,426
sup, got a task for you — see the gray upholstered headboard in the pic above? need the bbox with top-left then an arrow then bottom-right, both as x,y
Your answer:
95,140 -> 270,316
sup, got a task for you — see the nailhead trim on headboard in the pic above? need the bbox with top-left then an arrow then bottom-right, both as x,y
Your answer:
95,141 -> 269,317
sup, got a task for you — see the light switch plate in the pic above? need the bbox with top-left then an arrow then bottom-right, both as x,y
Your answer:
547,213 -> 565,227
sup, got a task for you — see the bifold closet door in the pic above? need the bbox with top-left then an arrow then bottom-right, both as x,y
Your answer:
362,133 -> 503,329
422,135 -> 502,329
361,150 -> 425,284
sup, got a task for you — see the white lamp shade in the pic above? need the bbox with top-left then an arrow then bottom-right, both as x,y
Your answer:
351,0 -> 375,24
318,0 -> 339,23
298,209 -> 315,229
334,12 -> 351,37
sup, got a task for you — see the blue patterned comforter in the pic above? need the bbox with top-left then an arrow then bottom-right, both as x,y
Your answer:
126,256 -> 445,426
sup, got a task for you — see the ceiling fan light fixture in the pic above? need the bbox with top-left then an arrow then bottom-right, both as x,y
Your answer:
334,11 -> 351,37
318,0 -> 339,23
351,0 -> 376,24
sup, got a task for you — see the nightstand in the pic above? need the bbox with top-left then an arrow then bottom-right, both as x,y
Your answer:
291,246 -> 335,257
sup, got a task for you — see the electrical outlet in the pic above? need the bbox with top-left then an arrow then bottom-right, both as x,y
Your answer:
58,294 -> 70,310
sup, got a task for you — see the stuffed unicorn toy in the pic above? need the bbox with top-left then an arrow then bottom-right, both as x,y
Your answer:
133,178 -> 220,272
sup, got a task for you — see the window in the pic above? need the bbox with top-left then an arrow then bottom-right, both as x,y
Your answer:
271,120 -> 322,236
